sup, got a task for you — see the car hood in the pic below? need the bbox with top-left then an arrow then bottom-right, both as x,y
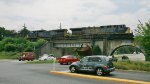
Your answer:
71,61 -> 80,65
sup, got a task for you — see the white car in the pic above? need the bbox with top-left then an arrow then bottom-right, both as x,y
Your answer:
38,54 -> 55,61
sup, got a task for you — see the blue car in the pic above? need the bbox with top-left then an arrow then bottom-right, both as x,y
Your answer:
69,55 -> 115,76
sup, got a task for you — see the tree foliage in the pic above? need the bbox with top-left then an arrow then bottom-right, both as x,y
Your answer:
0,37 -> 47,52
114,46 -> 141,54
92,45 -> 102,55
4,43 -> 17,52
134,21 -> 150,61
0,27 -> 17,40
36,39 -> 47,48
19,24 -> 30,37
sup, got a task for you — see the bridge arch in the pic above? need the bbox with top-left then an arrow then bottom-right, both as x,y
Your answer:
110,45 -> 145,56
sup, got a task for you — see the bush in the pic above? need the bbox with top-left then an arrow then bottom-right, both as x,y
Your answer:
4,43 -> 17,52
0,37 -> 47,59
2,37 -> 15,44
114,61 -> 150,71
0,42 -> 3,51
26,60 -> 57,64
92,45 -> 101,55
0,37 -> 47,52
0,51 -> 21,59
24,46 -> 34,52
37,39 -> 47,48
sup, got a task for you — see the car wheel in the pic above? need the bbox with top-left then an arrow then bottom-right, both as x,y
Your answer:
60,63 -> 63,65
96,68 -> 103,76
70,66 -> 77,73
67,62 -> 71,65
19,59 -> 21,61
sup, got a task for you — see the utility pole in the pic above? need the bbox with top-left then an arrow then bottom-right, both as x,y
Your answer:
59,23 -> 62,29
23,23 -> 27,29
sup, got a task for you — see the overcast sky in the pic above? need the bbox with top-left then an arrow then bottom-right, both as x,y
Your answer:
0,0 -> 149,31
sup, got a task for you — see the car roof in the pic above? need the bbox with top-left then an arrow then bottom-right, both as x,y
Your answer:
62,55 -> 73,57
84,55 -> 108,58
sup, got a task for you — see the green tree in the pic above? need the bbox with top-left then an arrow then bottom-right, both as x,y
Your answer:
19,24 -> 30,37
0,27 -> 5,40
115,46 -> 138,54
134,21 -> 150,61
2,37 -> 15,44
4,43 -> 17,52
4,30 -> 17,37
0,42 -> 3,51
24,46 -> 33,52
0,37 -> 47,52
0,27 -> 18,39
92,45 -> 102,55
36,39 -> 47,48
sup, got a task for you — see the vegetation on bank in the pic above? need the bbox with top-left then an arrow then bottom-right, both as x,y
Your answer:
114,61 -> 150,71
0,37 -> 47,59
0,51 -> 20,59
134,21 -> 150,61
0,37 -> 47,52
26,60 -> 57,64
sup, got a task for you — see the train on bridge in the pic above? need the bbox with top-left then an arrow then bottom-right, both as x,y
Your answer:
27,24 -> 132,41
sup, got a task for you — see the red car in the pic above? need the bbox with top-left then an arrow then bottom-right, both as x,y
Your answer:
18,52 -> 36,61
58,55 -> 80,65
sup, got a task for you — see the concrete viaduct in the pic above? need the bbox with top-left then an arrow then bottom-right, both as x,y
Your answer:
36,33 -> 135,57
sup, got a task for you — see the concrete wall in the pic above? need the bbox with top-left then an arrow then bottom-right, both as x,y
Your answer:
94,39 -> 134,56
36,39 -> 134,58
51,48 -> 63,57
36,42 -> 52,57
36,40 -> 92,58
108,39 -> 133,55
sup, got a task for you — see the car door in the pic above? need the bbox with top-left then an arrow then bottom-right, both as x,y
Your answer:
85,57 -> 95,71
92,57 -> 102,68
79,57 -> 93,71
80,57 -> 88,70
69,56 -> 74,62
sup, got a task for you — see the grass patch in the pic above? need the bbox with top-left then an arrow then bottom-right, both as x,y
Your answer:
114,61 -> 150,71
0,51 -> 20,59
26,60 -> 58,64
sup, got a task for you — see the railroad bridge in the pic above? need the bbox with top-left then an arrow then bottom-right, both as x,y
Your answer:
31,25 -> 136,57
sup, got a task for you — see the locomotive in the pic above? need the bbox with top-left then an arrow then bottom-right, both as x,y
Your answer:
27,24 -> 131,41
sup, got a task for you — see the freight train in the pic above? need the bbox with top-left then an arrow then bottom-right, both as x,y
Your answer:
27,24 -> 132,41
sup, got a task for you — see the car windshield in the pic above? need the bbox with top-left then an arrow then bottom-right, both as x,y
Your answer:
62,56 -> 71,58
41,54 -> 48,57
104,57 -> 110,62
88,57 -> 102,62
42,55 -> 48,58
81,57 -> 88,62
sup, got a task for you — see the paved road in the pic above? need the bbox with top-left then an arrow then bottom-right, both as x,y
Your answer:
0,60 -> 150,84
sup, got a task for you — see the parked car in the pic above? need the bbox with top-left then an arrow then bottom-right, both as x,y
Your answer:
18,52 -> 36,61
69,55 -> 115,76
58,55 -> 80,65
38,54 -> 55,61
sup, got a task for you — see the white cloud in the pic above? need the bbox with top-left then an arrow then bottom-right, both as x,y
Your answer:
140,0 -> 150,8
0,0 -> 149,31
